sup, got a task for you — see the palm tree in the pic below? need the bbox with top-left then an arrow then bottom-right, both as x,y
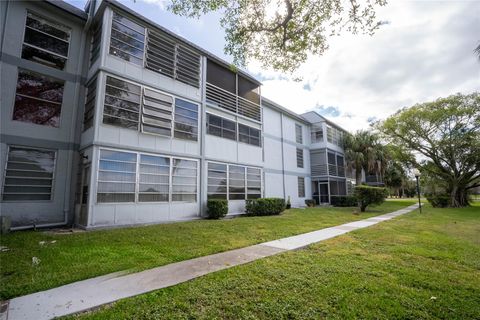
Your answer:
343,130 -> 386,186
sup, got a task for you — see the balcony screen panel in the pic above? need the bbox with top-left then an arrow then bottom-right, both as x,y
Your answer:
103,76 -> 141,130
139,154 -> 170,202
238,76 -> 260,105
172,158 -> 197,202
13,69 -> 64,127
174,99 -> 198,141
310,149 -> 327,176
311,124 -> 324,143
110,12 -> 145,66
97,150 -> 136,203
22,13 -> 70,70
141,88 -> 173,136
83,78 -> 97,130
298,177 -> 305,198
206,59 -> 236,94
229,165 -> 245,200
3,147 -> 56,201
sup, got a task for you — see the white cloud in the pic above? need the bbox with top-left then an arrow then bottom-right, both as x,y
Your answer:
248,0 -> 480,132
139,0 -> 169,10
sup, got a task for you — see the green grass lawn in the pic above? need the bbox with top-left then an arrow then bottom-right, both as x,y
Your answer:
69,202 -> 480,320
0,200 -> 414,300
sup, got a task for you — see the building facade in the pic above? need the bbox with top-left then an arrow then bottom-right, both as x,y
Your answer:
1,0 -> 368,230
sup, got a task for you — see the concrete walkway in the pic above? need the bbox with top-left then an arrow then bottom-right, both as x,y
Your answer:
1,204 -> 418,320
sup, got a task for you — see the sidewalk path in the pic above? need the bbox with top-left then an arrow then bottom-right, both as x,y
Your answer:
1,204 -> 418,320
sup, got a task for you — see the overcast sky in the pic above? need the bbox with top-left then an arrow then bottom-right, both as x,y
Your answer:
66,0 -> 480,131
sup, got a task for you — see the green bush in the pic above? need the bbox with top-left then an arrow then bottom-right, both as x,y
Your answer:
304,199 -> 316,207
246,198 -> 286,216
330,196 -> 357,207
354,186 -> 388,212
207,199 -> 228,219
426,194 -> 450,208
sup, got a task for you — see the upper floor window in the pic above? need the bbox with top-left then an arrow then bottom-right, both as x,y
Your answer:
174,99 -> 198,141
22,12 -> 71,70
2,146 -> 56,201
109,12 -> 145,66
238,124 -> 261,147
141,87 -> 173,136
206,114 -> 237,141
311,124 -> 324,143
13,69 -> 64,127
90,20 -> 102,66
295,124 -> 303,144
296,148 -> 304,168
326,125 -> 344,146
103,76 -> 141,130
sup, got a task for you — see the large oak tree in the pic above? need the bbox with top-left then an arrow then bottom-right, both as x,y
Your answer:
377,92 -> 480,207
169,0 -> 387,72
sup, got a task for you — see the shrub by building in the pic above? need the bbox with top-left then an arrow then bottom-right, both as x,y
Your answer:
207,199 -> 228,219
354,186 -> 388,212
246,198 -> 286,216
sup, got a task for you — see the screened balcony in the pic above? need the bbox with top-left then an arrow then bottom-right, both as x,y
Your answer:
206,59 -> 261,121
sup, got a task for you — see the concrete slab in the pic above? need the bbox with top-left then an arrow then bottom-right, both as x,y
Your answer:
2,204 -> 418,320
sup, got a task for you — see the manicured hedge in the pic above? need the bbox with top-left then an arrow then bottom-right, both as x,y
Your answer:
207,199 -> 228,219
246,198 -> 286,216
426,194 -> 450,208
330,196 -> 358,207
354,186 -> 388,212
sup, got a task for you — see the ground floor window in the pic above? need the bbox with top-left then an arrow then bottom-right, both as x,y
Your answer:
298,177 -> 305,198
207,162 -> 262,200
2,146 -> 56,201
96,149 -> 198,203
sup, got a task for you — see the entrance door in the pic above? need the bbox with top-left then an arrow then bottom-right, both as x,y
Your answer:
79,165 -> 90,226
319,182 -> 329,203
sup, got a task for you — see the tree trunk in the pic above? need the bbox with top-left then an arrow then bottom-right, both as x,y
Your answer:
448,181 -> 470,207
356,169 -> 362,186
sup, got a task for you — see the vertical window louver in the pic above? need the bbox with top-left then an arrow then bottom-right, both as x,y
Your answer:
146,30 -> 201,88
141,88 -> 173,136
90,20 -> 102,66
83,77 -> 97,130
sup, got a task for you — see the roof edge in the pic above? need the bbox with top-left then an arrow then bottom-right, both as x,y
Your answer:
261,97 -> 310,125
45,0 -> 88,20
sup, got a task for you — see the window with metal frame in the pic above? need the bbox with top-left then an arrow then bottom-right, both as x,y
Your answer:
172,158 -> 197,202
109,12 -> 145,66
97,150 -> 137,203
247,167 -> 262,199
145,29 -> 201,88
141,87 -> 173,136
138,154 -> 169,202
311,124 -> 324,143
295,124 -> 303,144
296,148 -> 304,168
174,98 -> 198,141
13,69 -> 64,127
206,114 -> 237,141
83,78 -> 97,130
22,12 -> 71,70
229,165 -> 245,200
103,76 -> 141,130
298,177 -> 305,198
207,162 -> 228,199
238,123 -> 261,147
2,147 -> 56,201
90,20 -> 102,66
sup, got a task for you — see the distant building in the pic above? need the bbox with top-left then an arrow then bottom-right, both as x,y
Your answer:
0,0 -> 380,230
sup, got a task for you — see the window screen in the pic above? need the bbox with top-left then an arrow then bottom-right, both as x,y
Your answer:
238,124 -> 261,147
13,69 -> 64,127
138,154 -> 169,202
2,147 -> 56,201
22,12 -> 71,70
174,99 -> 198,141
141,88 -> 173,136
296,148 -> 304,168
172,158 -> 197,202
97,150 -> 137,202
109,12 -> 145,66
206,114 -> 237,140
103,76 -> 141,130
